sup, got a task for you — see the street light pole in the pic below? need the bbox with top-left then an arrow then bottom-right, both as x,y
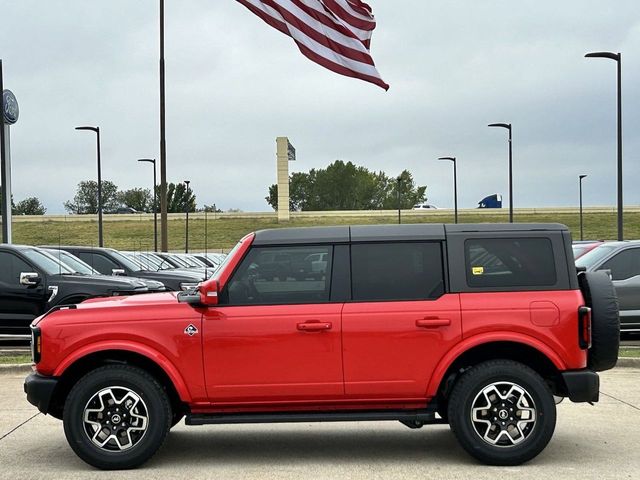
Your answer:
138,158 -> 157,252
438,157 -> 458,224
488,123 -> 513,223
75,126 -> 103,247
579,174 -> 587,241
585,51 -> 623,240
184,180 -> 190,253
396,176 -> 402,224
159,0 -> 168,252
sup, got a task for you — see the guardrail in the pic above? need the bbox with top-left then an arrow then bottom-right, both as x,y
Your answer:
2,206 -> 639,223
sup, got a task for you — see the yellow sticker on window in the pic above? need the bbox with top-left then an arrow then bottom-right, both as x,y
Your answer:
472,266 -> 484,275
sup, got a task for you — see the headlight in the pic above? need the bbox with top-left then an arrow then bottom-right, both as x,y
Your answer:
180,282 -> 199,291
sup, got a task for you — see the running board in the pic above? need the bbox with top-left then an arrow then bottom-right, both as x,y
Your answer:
186,409 -> 446,426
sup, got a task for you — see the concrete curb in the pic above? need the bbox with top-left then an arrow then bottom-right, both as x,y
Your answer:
615,357 -> 640,368
1,358 -> 640,375
0,364 -> 32,374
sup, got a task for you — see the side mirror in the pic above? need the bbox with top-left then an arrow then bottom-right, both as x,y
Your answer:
597,268 -> 613,281
199,279 -> 219,306
177,279 -> 219,307
112,269 -> 126,276
20,272 -> 41,286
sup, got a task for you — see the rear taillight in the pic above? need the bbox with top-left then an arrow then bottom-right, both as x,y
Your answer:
578,306 -> 592,350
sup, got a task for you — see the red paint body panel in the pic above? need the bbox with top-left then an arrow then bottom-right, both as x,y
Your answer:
36,293 -> 206,402
202,303 -> 344,402
459,291 -> 587,370
342,295 -> 462,397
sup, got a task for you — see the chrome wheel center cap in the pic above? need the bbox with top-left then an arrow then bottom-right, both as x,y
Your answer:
111,414 -> 122,424
498,410 -> 509,420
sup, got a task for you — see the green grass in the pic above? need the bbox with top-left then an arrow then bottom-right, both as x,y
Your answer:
619,347 -> 640,358
10,211 -> 640,251
0,355 -> 31,365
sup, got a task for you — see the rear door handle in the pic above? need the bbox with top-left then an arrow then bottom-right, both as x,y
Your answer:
416,316 -> 451,328
297,321 -> 332,332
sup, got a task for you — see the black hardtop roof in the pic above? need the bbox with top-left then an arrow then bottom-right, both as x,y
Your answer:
252,223 -> 568,245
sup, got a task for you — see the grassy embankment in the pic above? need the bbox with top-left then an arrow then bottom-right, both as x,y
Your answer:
10,211 -> 640,252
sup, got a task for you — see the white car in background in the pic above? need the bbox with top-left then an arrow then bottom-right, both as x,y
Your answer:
412,203 -> 438,210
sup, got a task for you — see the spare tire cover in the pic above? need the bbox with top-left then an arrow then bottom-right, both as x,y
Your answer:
579,271 -> 620,372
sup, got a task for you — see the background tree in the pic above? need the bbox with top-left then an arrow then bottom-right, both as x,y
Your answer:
118,188 -> 152,212
199,204 -> 223,213
154,182 -> 196,213
0,186 -> 16,215
64,180 -> 119,214
266,160 -> 427,211
14,197 -> 46,215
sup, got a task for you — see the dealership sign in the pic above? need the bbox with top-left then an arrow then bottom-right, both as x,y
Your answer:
2,89 -> 19,125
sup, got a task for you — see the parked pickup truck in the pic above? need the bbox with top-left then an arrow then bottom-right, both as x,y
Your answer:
0,244 -> 151,336
24,224 -> 619,469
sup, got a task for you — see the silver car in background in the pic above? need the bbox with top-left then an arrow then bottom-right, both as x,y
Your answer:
576,241 -> 640,333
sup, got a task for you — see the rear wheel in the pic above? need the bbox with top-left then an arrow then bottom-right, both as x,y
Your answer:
447,360 -> 556,466
63,365 -> 171,470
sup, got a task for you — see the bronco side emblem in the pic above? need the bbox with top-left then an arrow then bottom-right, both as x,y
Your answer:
184,324 -> 198,336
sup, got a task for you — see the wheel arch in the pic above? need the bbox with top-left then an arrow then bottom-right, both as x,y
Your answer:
428,335 -> 566,400
49,344 -> 190,420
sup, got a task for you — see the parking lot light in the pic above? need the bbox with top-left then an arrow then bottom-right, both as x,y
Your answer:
184,180 -> 191,253
585,51 -> 623,241
75,126 -> 103,247
488,123 -> 513,223
579,175 -> 587,241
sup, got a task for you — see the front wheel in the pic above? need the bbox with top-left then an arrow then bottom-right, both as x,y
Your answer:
447,360 -> 556,466
63,365 -> 172,470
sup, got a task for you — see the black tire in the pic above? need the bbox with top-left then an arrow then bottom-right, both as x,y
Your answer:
447,360 -> 556,466
170,412 -> 184,429
579,271 -> 620,371
63,365 -> 172,470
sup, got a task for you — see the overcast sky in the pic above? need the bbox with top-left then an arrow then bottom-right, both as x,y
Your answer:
1,0 -> 639,213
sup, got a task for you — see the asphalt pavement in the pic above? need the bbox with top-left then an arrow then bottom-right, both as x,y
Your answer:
1,368 -> 639,479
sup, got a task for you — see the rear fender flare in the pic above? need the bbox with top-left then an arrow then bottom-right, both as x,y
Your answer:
426,332 -> 566,398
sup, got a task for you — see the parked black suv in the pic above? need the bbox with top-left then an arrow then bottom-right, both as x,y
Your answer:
0,245 -> 150,336
43,246 -> 203,292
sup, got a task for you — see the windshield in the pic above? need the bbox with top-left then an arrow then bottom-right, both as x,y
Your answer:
125,252 -> 158,271
109,250 -> 143,272
45,249 -> 96,275
213,241 -> 244,281
22,248 -> 75,275
182,255 -> 207,267
575,245 -> 617,269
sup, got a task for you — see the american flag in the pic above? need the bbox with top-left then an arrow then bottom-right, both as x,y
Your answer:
236,0 -> 389,90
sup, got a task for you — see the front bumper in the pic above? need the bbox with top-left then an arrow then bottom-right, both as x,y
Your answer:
24,373 -> 58,414
561,369 -> 599,403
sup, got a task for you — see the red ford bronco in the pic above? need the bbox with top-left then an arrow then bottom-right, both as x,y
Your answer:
24,224 -> 620,469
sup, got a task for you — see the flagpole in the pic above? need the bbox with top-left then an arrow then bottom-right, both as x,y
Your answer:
159,0 -> 168,252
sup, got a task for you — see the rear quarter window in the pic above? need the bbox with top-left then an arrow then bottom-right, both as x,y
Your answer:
464,238 -> 557,288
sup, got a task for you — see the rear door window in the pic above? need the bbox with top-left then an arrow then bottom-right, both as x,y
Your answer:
464,238 -> 557,288
351,242 -> 445,301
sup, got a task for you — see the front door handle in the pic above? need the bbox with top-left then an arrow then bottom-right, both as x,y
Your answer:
416,316 -> 451,328
297,321 -> 332,332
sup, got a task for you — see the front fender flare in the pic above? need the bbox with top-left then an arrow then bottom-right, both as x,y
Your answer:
425,332 -> 567,398
53,340 -> 193,403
